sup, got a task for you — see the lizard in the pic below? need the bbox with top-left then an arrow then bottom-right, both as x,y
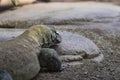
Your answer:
0,25 -> 66,80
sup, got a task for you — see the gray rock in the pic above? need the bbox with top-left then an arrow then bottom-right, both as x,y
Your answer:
54,31 -> 103,63
0,25 -> 64,80
0,28 -> 25,41
0,2 -> 120,28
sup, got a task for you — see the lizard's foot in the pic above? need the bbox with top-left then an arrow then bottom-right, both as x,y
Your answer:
39,48 -> 67,72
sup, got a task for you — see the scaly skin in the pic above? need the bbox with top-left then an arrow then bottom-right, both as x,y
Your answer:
0,25 -> 65,80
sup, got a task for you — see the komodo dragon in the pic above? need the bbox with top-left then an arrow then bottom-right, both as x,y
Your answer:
0,25 -> 66,80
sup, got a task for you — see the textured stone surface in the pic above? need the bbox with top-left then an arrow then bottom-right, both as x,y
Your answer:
56,31 -> 100,55
55,31 -> 103,63
0,2 -> 120,28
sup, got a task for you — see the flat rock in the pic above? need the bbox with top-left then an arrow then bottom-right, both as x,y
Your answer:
0,28 -> 25,41
0,2 -> 120,28
56,31 -> 100,55
55,31 -> 103,63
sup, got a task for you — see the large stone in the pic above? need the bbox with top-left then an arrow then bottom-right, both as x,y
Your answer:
54,31 -> 103,63
0,2 -> 120,28
0,25 -> 65,80
0,28 -> 25,41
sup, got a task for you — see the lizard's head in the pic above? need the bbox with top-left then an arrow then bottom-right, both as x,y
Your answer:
0,69 -> 13,80
42,28 -> 62,48
50,27 -> 62,44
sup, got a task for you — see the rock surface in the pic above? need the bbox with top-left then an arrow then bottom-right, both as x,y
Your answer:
56,31 -> 100,55
0,2 -> 120,28
55,31 -> 103,64
0,28 -> 25,41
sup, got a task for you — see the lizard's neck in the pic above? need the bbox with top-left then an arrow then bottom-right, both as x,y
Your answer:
21,30 -> 44,46
20,27 -> 52,47
17,25 -> 53,48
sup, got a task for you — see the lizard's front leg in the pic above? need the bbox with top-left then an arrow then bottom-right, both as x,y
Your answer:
38,48 -> 67,72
